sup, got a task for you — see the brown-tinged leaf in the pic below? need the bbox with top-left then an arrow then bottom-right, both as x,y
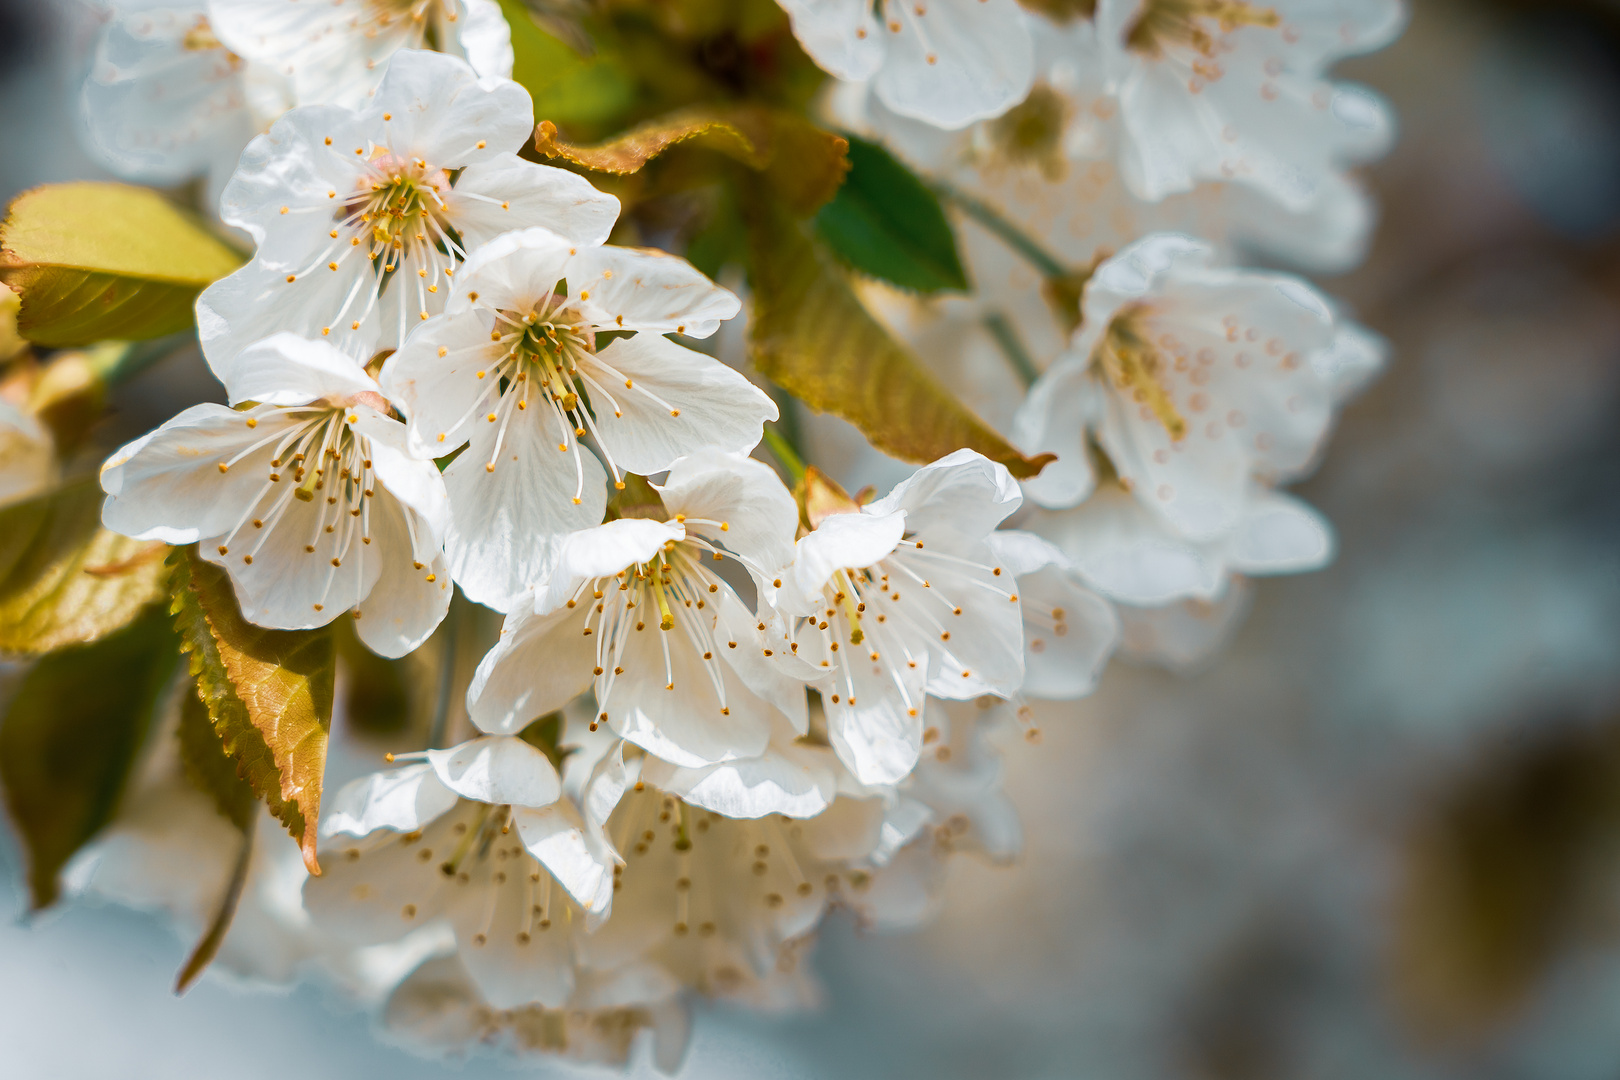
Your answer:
173,691 -> 256,994
0,606 -> 179,908
0,182 -> 243,347
535,106 -> 849,215
170,547 -> 334,875
744,191 -> 1054,479
0,478 -> 171,655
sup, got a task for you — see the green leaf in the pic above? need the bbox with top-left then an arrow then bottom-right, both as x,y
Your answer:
170,547 -> 335,875
173,690 -> 256,993
0,182 -> 243,348
744,189 -> 1055,480
0,479 -> 171,656
535,105 -> 850,216
814,135 -> 968,293
500,0 -> 637,132
0,606 -> 180,909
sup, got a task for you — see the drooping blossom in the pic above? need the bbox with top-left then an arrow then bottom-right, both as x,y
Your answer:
468,452 -> 807,770
196,49 -> 619,373
306,733 -> 618,1009
99,332 -> 452,655
382,230 -> 769,610
782,450 -> 1027,785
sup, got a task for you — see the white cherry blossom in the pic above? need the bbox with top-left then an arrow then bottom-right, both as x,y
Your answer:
579,751 -> 891,1001
382,229 -> 769,610
777,0 -> 1035,129
467,453 -> 806,769
196,49 -> 619,374
1089,0 -> 1403,207
1013,233 -> 1383,541
0,399 -> 55,511
80,5 -> 289,208
784,451 -> 1026,786
210,0 -> 513,110
380,952 -> 692,1070
307,733 -> 617,1009
99,332 -> 451,655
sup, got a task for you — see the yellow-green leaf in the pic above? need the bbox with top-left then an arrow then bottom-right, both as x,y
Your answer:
745,191 -> 1054,479
170,547 -> 334,875
0,182 -> 243,348
0,479 -> 171,655
535,106 -> 849,215
173,689 -> 256,993
0,606 -> 180,909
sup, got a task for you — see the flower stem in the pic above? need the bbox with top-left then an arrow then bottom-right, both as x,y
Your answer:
763,422 -> 808,485
982,311 -> 1042,389
933,180 -> 1071,282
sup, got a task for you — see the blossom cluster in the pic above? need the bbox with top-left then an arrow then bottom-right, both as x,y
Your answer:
0,0 -> 1400,1068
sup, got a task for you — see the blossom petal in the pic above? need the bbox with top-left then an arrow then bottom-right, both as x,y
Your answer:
442,225 -> 575,317
777,0 -> 884,81
427,736 -> 562,809
451,156 -> 620,250
513,802 -> 616,919
353,493 -> 453,657
220,332 -> 376,408
467,603 -> 598,736
657,451 -> 799,599
568,245 -> 740,339
864,448 -> 1021,550
1013,358 -> 1101,510
871,0 -> 1035,130
1227,489 -> 1334,576
788,509 -> 906,612
443,404 -> 606,612
321,764 -> 458,838
361,49 -> 532,164
640,740 -> 837,820
99,403 -> 295,545
536,517 -> 685,614
1018,564 -> 1120,701
583,333 -> 778,477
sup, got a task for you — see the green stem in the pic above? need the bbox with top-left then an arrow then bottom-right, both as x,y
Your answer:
934,181 -> 1071,282
762,422 -> 808,485
982,311 -> 1041,389
427,591 -> 463,749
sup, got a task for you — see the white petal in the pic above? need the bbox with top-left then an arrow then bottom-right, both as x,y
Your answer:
567,245 -> 740,339
823,649 -> 927,785
442,404 -> 606,613
872,0 -> 1035,130
352,409 -> 451,546
583,333 -> 778,476
427,736 -> 561,809
513,802 -> 615,918
777,0 -> 885,81
321,764 -> 458,838
197,260 -> 383,382
640,740 -> 837,820
466,603 -> 597,735
985,528 -> 1068,578
378,310 -> 505,459
442,225 -> 575,317
865,448 -> 1021,548
657,450 -> 799,598
1030,493 -> 1222,606
450,156 -> 620,250
353,491 -> 453,657
789,509 -> 906,612
536,518 -> 685,614
1012,358 -> 1101,510
220,332 -> 376,408
361,49 -> 533,164
1227,489 -> 1334,576
1018,565 -> 1120,701
99,403 -> 300,545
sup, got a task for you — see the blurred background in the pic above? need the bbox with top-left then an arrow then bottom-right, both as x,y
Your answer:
6,0 -> 1620,1077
